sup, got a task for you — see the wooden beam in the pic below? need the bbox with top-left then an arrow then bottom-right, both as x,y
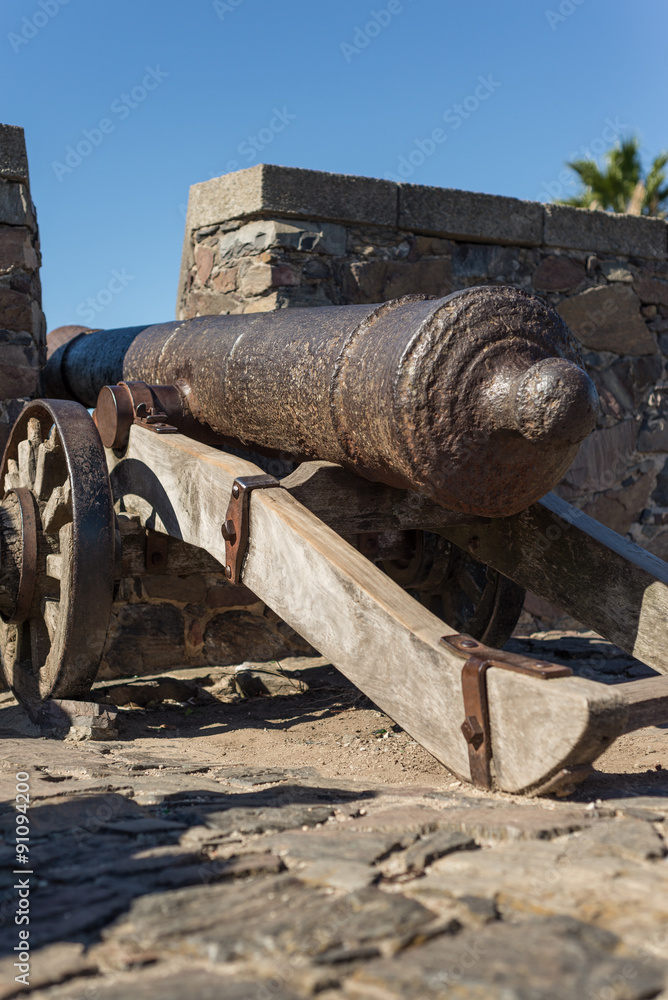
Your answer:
440,492 -> 668,675
280,461 -> 482,533
104,427 -> 660,794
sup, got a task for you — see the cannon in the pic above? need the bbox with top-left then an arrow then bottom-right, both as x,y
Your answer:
2,284 -> 668,795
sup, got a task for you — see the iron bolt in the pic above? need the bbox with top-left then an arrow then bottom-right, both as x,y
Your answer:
460,638 -> 478,649
221,519 -> 236,541
224,565 -> 232,579
232,484 -> 240,498
461,715 -> 484,750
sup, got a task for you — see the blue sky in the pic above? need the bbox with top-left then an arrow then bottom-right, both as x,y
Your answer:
1,0 -> 666,331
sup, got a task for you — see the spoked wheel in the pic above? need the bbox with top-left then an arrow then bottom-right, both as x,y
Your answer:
379,530 -> 525,648
0,400 -> 115,706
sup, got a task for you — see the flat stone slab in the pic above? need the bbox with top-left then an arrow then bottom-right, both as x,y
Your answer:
345,916 -> 666,1000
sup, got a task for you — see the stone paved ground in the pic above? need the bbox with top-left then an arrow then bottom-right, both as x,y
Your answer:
1,632 -> 668,1000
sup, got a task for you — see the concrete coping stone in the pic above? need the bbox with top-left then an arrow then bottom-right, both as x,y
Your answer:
186,163 -> 398,232
544,203 -> 667,260
0,123 -> 29,185
183,164 -> 668,262
398,182 -> 544,247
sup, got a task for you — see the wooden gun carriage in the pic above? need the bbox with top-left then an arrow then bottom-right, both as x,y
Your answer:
1,285 -> 667,795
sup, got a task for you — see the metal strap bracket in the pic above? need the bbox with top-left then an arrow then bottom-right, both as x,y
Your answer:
441,633 -> 573,789
221,474 -> 281,584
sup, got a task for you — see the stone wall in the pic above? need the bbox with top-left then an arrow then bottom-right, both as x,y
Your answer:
0,124 -> 44,454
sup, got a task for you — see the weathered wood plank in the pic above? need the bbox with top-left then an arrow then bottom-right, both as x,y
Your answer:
441,492 -> 668,675
105,427 -> 643,794
280,461 -> 482,533
614,675 -> 668,733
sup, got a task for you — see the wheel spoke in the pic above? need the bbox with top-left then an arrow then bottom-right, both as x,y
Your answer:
17,418 -> 42,490
34,425 -> 64,500
457,565 -> 485,603
45,554 -> 62,580
29,616 -> 51,676
42,597 -> 60,643
42,480 -> 71,534
4,459 -> 21,492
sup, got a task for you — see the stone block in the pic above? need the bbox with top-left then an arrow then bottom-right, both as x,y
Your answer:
193,243 -> 214,284
101,603 -> 186,677
243,292 -> 280,313
593,355 -> 663,420
183,289 -> 239,317
0,180 -> 32,226
583,472 -> 654,535
0,363 -> 39,399
240,263 -> 274,295
0,286 -> 33,332
557,283 -> 656,355
342,257 -> 451,304
212,266 -> 238,293
634,274 -> 668,306
187,164 -> 397,231
32,698 -> 119,741
142,574 -> 207,604
638,418 -> 668,452
240,262 -> 300,296
544,203 -> 667,259
0,123 -> 29,183
206,583 -> 258,608
219,217 -> 347,260
451,242 -> 520,280
532,254 -> 586,291
203,609 -> 313,664
559,419 -> 639,497
0,224 -> 35,272
399,184 -> 543,246
652,457 -> 668,507
600,261 -> 634,282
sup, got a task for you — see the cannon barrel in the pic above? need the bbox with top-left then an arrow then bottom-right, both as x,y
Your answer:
44,285 -> 599,517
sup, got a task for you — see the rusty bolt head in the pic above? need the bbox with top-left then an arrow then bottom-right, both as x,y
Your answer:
461,715 -> 484,750
460,638 -> 478,649
232,484 -> 240,499
221,518 -> 236,541
224,565 -> 232,579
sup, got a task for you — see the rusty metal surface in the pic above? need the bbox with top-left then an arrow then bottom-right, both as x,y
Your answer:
442,633 -> 573,789
0,400 -> 115,705
45,286 -> 599,517
44,324 -> 152,403
223,474 -> 281,583
378,531 -> 525,648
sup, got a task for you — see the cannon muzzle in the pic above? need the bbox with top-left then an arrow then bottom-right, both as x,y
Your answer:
44,285 -> 598,517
